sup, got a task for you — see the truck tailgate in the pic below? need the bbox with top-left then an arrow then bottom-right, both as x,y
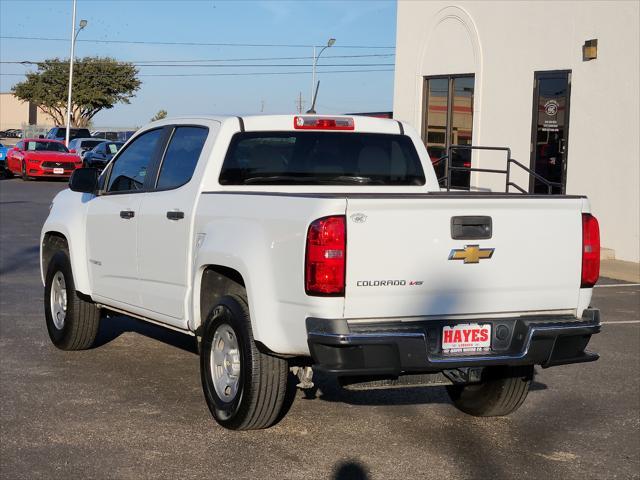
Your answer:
344,196 -> 584,319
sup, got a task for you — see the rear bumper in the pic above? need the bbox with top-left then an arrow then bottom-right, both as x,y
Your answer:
307,309 -> 601,376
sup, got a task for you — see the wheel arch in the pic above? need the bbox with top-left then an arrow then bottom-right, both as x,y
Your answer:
41,228 -> 91,296
42,231 -> 69,273
196,265 -> 247,336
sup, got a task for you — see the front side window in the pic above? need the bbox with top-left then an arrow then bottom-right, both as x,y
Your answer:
423,75 -> 474,189
156,127 -> 208,190
219,132 -> 424,186
106,129 -> 162,193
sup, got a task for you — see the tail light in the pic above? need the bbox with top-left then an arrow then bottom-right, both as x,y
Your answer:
305,216 -> 346,295
581,213 -> 600,288
294,116 -> 354,130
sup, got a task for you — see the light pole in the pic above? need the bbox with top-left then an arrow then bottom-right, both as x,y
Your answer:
65,0 -> 87,146
307,38 -> 335,114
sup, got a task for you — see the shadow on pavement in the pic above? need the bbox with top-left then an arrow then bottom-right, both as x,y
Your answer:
94,313 -> 198,354
332,460 -> 370,480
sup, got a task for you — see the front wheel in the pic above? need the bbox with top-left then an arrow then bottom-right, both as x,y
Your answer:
446,365 -> 534,417
21,161 -> 32,181
200,294 -> 290,430
44,248 -> 101,350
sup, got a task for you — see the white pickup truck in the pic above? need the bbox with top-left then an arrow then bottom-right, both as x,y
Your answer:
41,115 -> 601,430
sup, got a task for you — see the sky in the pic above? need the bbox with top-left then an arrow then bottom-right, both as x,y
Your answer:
0,0 -> 398,127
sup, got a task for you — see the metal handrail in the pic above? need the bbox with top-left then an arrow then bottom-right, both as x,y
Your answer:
434,145 -> 563,194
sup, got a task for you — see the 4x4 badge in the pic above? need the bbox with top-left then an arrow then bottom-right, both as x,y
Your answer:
449,245 -> 494,264
350,213 -> 367,224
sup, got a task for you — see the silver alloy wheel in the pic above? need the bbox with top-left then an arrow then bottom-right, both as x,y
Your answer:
50,271 -> 67,330
210,323 -> 241,402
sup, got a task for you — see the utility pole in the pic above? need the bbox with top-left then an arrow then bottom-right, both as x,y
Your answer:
295,92 -> 305,114
64,0 -> 87,146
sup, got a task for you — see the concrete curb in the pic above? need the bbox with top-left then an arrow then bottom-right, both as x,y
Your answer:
600,259 -> 640,283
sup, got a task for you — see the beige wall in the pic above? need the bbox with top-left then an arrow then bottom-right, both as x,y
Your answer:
393,1 -> 640,262
0,93 -> 56,130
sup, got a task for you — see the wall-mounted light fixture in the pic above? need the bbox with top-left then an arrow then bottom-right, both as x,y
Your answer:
582,39 -> 598,61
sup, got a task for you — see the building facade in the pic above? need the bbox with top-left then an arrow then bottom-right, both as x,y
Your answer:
0,93 -> 56,131
393,1 -> 639,262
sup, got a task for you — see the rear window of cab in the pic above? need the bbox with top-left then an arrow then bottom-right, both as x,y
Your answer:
219,132 -> 425,186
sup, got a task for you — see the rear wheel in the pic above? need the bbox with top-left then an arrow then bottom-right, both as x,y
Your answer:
200,294 -> 290,430
446,365 -> 533,417
44,243 -> 101,350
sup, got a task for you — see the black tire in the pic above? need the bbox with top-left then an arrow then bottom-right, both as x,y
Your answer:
200,294 -> 290,430
44,240 -> 100,350
446,365 -> 534,417
21,161 -> 30,181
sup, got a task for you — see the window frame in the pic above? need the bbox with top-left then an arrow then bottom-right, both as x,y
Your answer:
101,127 -> 171,196
218,131 -> 426,186
422,74 -> 475,189
421,73 -> 475,152
151,125 -> 209,192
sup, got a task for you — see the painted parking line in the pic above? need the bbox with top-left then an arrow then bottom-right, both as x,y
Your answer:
601,320 -> 640,325
595,283 -> 640,288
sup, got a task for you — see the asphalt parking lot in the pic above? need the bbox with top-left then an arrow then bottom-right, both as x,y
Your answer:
1,178 -> 638,480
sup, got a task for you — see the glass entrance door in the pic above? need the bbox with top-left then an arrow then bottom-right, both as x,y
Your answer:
530,71 -> 571,193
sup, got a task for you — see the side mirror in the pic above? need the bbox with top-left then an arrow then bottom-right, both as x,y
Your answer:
69,149 -> 77,153
69,167 -> 98,193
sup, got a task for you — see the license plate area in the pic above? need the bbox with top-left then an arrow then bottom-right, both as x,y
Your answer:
53,167 -> 64,174
442,323 -> 491,354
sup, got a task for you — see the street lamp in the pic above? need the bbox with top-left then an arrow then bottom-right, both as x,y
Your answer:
64,0 -> 87,146
307,38 -> 335,114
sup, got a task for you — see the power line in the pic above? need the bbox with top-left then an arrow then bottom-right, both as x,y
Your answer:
0,53 -> 395,64
0,68 -> 395,78
1,61 -> 395,68
0,35 -> 395,49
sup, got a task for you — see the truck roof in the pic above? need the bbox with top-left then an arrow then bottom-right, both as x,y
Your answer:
147,114 -> 404,135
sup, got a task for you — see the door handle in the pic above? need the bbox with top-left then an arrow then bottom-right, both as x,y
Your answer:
451,216 -> 492,239
166,210 -> 185,221
120,210 -> 135,219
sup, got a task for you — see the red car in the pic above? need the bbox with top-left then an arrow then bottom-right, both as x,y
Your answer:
5,139 -> 82,180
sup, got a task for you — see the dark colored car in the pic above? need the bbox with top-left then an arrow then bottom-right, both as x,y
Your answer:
68,137 -> 107,159
3,129 -> 23,138
83,141 -> 124,170
45,127 -> 92,143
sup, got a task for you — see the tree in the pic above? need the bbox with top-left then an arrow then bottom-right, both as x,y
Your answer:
150,109 -> 168,122
12,57 -> 141,128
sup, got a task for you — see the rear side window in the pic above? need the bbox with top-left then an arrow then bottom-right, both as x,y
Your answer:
107,129 -> 162,193
156,127 -> 208,190
219,132 -> 425,185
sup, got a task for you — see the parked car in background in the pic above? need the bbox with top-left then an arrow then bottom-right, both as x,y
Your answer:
5,139 -> 82,180
0,142 -> 8,174
82,141 -> 123,170
68,138 -> 107,159
3,129 -> 23,138
91,130 -> 136,142
45,127 -> 92,143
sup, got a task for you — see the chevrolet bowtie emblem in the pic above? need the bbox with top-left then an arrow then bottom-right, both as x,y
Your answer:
449,245 -> 495,264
